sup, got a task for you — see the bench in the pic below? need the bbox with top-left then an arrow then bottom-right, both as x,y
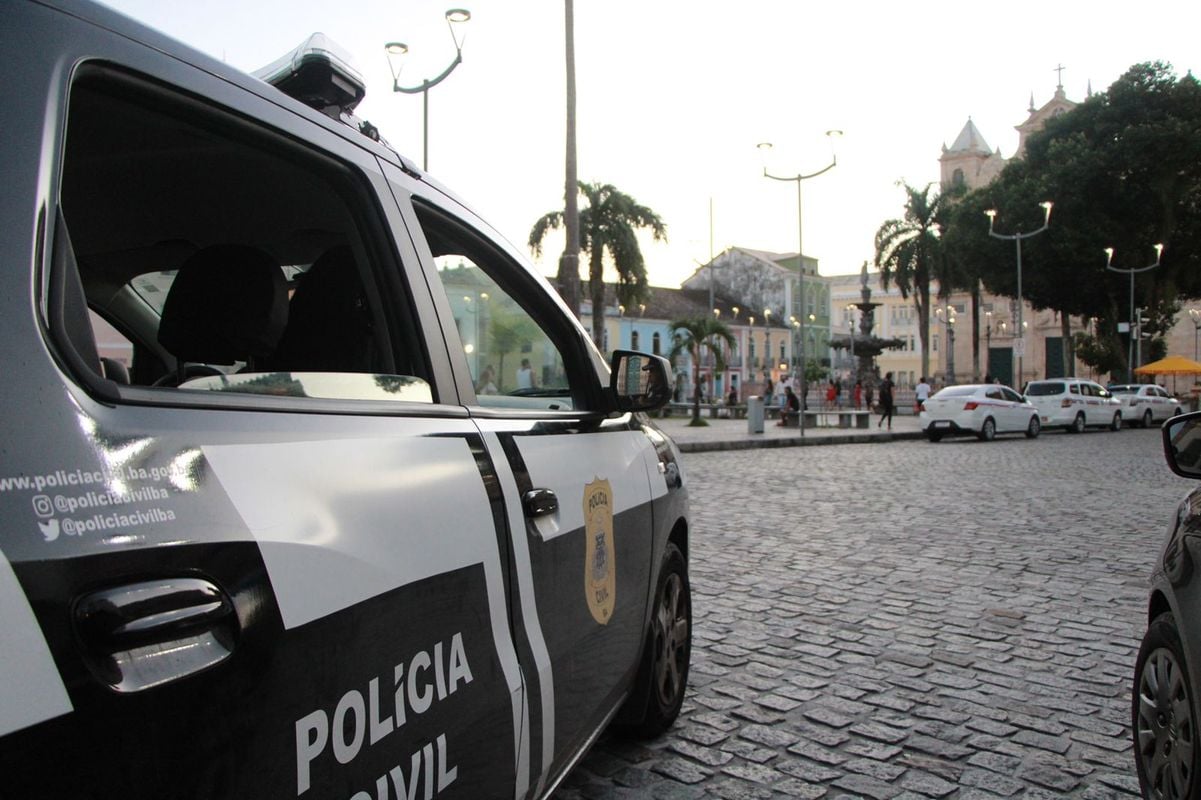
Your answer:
790,409 -> 872,429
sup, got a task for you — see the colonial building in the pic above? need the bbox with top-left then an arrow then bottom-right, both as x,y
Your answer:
682,247 -> 832,384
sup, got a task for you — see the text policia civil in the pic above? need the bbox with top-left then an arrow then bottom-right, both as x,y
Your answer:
294,632 -> 474,799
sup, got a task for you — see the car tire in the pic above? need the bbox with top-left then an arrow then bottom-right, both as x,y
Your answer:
926,431 -> 943,443
1070,412 -> 1086,434
1111,412 -> 1122,432
1145,410 -> 1155,429
1025,416 -> 1041,438
977,417 -> 996,442
1134,612 -> 1199,799
622,542 -> 690,738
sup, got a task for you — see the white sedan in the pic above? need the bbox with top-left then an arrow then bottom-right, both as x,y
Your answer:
921,384 -> 1041,442
1109,383 -> 1185,428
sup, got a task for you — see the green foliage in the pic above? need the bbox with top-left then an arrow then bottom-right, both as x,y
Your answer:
487,309 -> 540,393
943,62 -> 1201,380
530,182 -> 667,348
874,182 -> 953,379
669,317 -> 735,424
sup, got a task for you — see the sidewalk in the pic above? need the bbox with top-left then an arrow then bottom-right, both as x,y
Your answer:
652,409 -> 925,453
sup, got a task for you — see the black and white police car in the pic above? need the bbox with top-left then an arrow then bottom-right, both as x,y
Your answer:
0,2 -> 691,797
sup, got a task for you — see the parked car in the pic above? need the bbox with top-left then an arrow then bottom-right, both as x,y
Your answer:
0,3 -> 691,797
920,384 -> 1041,442
1133,411 -> 1201,798
1023,378 -> 1123,433
1109,383 -> 1185,428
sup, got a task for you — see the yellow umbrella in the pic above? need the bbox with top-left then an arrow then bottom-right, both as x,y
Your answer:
1134,355 -> 1201,376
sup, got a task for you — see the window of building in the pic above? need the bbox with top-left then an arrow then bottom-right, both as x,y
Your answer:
652,332 -> 661,355
631,330 -> 640,351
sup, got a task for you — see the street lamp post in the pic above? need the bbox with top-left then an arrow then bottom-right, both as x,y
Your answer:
934,306 -> 957,384
1104,244 -> 1163,381
986,201 -> 1052,392
984,310 -> 993,378
758,130 -> 842,438
385,9 -> 471,171
1190,309 -> 1201,361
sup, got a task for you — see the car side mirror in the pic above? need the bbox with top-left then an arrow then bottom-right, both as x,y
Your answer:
609,350 -> 672,412
1164,411 -> 1201,478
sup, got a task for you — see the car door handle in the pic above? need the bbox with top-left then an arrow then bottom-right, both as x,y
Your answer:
523,488 -> 559,518
74,577 -> 237,693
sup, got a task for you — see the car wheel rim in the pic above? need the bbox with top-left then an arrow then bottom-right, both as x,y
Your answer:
1137,646 -> 1196,799
652,573 -> 688,708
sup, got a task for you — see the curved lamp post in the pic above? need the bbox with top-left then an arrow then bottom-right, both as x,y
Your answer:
385,8 -> 471,171
1190,309 -> 1201,361
1104,244 -> 1163,381
758,130 -> 842,437
985,201 -> 1052,391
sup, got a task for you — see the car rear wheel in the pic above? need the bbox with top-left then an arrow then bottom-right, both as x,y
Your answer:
1070,412 -> 1086,434
977,417 -> 996,442
1134,613 -> 1198,799
1145,410 -> 1155,428
1025,416 -> 1041,438
1111,412 -> 1122,432
623,542 -> 690,738
926,431 -> 943,442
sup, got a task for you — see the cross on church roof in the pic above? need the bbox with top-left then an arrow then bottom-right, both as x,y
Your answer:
1054,63 -> 1066,89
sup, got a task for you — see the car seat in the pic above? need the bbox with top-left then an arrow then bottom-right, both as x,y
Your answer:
269,244 -> 374,373
156,244 -> 288,385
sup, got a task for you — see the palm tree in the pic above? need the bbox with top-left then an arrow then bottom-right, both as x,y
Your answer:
874,182 -> 952,380
530,181 -> 667,348
669,317 -> 735,426
558,0 -> 581,315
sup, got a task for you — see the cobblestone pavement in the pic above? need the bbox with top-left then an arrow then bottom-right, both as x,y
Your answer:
556,427 -> 1194,799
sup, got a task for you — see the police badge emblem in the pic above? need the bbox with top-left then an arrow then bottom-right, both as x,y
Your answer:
582,478 -> 616,624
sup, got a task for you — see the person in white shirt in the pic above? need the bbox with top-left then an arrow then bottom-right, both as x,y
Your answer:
915,376 -> 932,411
516,358 -> 535,390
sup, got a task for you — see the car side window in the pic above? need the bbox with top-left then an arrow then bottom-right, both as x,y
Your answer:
411,202 -> 577,412
986,388 -> 1004,401
53,66 -> 433,405
1001,387 -> 1023,403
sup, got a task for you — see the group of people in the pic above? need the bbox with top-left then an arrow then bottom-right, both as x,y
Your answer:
754,372 -> 905,430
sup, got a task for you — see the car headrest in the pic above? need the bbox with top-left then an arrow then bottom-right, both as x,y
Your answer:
271,244 -> 373,372
158,244 -> 288,366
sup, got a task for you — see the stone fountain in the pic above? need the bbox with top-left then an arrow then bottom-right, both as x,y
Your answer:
829,263 -> 907,387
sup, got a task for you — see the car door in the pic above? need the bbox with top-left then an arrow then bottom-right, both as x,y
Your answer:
392,187 -> 662,797
999,386 -> 1028,431
2,16 -> 521,799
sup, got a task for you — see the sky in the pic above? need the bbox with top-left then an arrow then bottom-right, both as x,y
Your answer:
97,0 -> 1199,290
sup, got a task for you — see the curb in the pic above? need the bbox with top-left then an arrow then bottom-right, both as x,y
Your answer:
675,430 -> 927,454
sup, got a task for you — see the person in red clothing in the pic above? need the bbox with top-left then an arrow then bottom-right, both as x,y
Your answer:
853,380 -> 863,409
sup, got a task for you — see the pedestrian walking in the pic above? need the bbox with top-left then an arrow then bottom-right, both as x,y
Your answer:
825,380 -> 836,410
865,381 -> 875,411
877,372 -> 895,430
915,376 -> 931,412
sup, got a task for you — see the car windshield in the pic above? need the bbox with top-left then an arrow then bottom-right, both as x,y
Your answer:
1109,385 -> 1140,394
933,386 -> 978,397
1025,382 -> 1065,396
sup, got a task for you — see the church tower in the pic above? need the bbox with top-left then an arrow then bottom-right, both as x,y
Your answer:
939,118 -> 1005,191
1015,64 -> 1078,157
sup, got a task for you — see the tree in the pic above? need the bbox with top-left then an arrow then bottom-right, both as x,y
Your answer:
668,317 -> 734,426
530,181 -> 667,348
557,0 -> 581,315
944,62 -> 1201,381
873,182 -> 953,379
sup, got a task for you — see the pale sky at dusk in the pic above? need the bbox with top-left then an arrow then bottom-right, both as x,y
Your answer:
100,0 -> 1199,287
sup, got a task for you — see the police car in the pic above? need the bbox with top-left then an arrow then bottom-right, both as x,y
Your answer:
0,2 -> 691,797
